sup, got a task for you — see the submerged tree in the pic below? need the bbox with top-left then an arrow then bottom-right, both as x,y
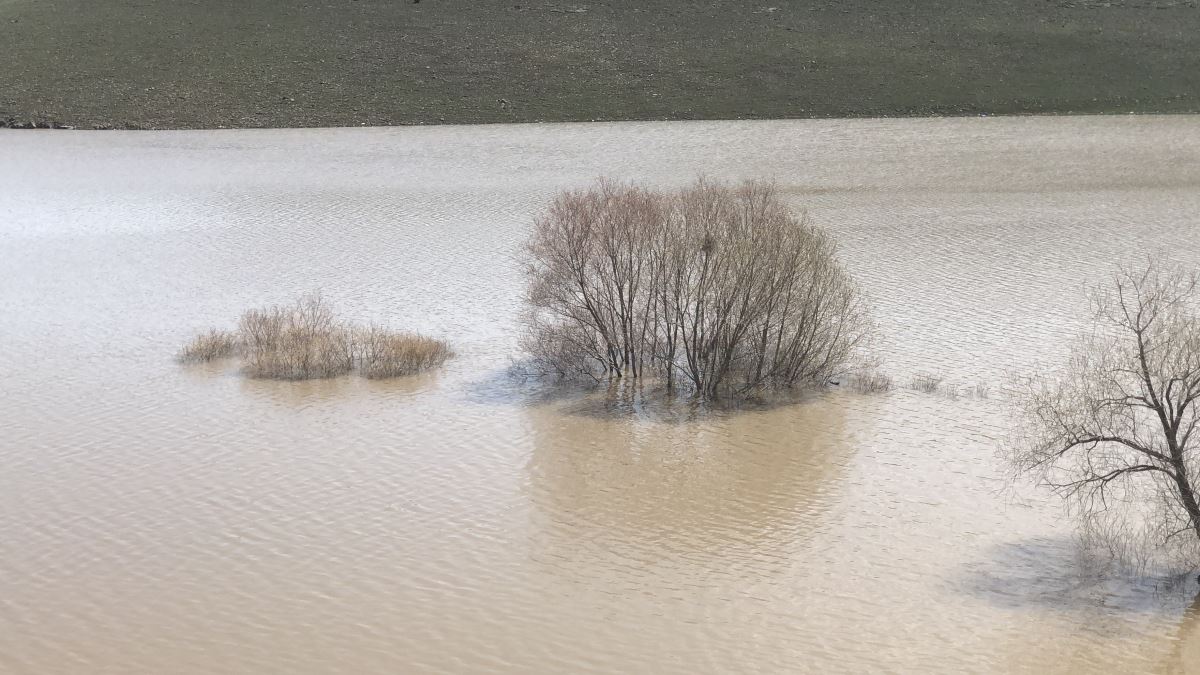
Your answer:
523,179 -> 666,380
1008,257 -> 1200,547
521,178 -> 872,398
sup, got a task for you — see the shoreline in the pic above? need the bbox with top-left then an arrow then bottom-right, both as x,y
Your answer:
4,109 -> 1199,133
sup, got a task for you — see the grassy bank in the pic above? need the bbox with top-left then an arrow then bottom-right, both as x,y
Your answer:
2,0 -> 1198,130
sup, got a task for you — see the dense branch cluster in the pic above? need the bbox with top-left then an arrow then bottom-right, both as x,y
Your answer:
1009,258 -> 1200,544
522,179 -> 872,398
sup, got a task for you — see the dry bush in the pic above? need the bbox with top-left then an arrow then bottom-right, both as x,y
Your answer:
177,328 -> 240,363
179,293 -> 453,380
354,326 -> 453,379
522,178 -> 873,398
848,368 -> 894,394
908,373 -> 944,394
239,294 -> 354,380
904,374 -> 991,399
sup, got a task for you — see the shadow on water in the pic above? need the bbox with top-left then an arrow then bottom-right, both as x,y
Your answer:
960,536 -> 1198,616
466,360 -> 848,422
960,534 -> 1200,672
517,387 -> 867,575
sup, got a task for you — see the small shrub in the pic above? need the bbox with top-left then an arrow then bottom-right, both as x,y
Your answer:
909,373 -> 944,394
177,329 -> 239,363
354,326 -> 453,379
178,293 -> 452,381
239,294 -> 354,380
849,369 -> 894,394
904,374 -> 990,399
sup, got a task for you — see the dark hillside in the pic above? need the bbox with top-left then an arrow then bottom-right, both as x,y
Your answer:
2,0 -> 1197,129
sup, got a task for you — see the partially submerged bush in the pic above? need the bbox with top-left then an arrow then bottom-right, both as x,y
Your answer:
848,368 -> 894,394
905,372 -> 990,399
177,329 -> 239,363
522,178 -> 873,398
178,294 -> 452,380
908,373 -> 944,394
239,294 -> 355,380
354,326 -> 454,379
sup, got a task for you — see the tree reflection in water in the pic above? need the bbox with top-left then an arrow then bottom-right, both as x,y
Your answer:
521,381 -> 865,574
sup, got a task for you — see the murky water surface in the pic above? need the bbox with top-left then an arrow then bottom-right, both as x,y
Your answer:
3,117 -> 1200,673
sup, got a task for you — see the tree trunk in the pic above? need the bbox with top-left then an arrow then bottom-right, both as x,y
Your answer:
1173,469 -> 1200,542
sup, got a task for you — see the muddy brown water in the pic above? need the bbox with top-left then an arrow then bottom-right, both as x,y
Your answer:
3,117 -> 1200,673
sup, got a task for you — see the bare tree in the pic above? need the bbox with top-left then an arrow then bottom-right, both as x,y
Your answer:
522,179 -> 666,380
522,178 -> 873,398
1008,257 -> 1200,547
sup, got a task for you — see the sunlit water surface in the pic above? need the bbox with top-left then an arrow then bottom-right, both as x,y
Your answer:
3,116 -> 1200,673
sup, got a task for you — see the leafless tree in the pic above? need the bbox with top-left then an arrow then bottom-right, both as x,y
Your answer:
1008,257 -> 1200,548
522,178 -> 873,398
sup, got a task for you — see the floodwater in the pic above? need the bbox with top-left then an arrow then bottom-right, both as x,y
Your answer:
2,116 -> 1200,673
